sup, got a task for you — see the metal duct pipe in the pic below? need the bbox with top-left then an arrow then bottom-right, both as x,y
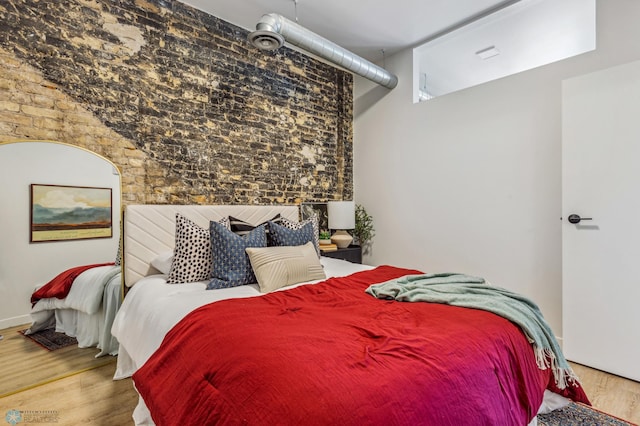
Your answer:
248,13 -> 398,89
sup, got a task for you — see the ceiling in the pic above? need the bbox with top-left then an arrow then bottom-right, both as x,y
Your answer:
182,0 -> 515,62
415,0 -> 596,98
182,0 -> 596,100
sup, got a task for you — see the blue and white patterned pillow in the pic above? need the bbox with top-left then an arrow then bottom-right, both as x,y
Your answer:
268,220 -> 318,256
208,221 -> 267,289
274,216 -> 320,256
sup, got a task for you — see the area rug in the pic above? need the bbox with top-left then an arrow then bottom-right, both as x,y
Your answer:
19,329 -> 77,351
538,402 -> 637,426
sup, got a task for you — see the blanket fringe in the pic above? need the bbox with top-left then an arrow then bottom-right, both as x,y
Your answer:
368,274 -> 582,392
535,347 -> 580,390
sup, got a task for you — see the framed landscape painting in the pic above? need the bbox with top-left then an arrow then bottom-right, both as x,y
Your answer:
30,184 -> 113,242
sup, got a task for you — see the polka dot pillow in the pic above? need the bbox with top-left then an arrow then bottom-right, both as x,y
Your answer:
166,214 -> 229,284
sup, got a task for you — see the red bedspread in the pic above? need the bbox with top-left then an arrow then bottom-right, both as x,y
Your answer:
133,266 -> 588,425
31,262 -> 114,305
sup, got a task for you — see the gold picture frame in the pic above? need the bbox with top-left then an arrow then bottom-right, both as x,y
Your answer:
30,184 -> 113,242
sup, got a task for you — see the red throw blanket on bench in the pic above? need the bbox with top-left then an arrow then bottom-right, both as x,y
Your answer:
31,263 -> 115,305
134,265 -> 588,426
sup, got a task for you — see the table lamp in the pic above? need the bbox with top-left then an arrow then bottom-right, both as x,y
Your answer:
327,201 -> 355,249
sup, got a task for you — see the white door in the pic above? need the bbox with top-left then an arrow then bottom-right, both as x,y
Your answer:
562,59 -> 640,382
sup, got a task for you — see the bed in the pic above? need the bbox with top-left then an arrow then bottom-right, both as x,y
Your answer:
27,261 -> 122,357
112,204 -> 589,425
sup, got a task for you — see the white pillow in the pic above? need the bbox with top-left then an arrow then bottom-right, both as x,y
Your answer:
151,251 -> 174,275
245,242 -> 326,293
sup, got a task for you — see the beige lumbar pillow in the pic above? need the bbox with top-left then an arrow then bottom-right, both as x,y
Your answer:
246,242 -> 326,293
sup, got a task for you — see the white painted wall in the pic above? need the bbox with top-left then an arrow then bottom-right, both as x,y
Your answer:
353,0 -> 640,333
0,141 -> 121,329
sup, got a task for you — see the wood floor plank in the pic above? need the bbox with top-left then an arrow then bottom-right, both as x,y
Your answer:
0,324 -> 116,397
571,362 -> 640,424
0,362 -> 137,425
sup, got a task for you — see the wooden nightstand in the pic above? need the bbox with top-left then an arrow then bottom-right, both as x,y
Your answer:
321,245 -> 362,264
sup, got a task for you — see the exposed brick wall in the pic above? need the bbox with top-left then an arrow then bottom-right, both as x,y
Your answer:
0,0 -> 353,205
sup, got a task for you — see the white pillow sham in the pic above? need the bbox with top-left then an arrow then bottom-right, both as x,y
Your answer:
151,251 -> 174,275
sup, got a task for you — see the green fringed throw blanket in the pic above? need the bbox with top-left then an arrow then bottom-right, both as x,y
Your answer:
365,272 -> 578,389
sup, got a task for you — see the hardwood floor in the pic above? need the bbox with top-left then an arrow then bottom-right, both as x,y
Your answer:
1,323 -> 639,425
570,362 -> 640,424
0,323 -> 136,424
0,324 -> 115,397
0,362 -> 138,425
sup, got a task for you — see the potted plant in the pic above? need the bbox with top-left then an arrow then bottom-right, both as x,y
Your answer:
354,204 -> 375,254
319,230 -> 332,245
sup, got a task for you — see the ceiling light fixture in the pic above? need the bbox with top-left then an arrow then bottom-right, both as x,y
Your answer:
248,13 -> 398,89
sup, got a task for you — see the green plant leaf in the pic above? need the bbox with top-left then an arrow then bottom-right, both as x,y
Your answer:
354,204 -> 375,254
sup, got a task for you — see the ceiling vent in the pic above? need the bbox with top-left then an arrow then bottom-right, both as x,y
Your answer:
248,13 -> 398,90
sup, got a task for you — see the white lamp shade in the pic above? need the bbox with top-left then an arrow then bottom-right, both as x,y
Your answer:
328,201 -> 355,230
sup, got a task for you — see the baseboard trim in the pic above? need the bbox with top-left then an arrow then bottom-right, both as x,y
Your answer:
0,314 -> 31,331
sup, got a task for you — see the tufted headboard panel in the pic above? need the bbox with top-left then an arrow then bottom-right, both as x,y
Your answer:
123,204 -> 299,287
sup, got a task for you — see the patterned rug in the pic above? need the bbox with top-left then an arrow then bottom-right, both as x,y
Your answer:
538,402 -> 637,426
19,329 -> 77,351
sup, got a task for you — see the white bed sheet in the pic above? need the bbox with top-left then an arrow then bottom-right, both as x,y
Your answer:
30,265 -> 121,315
27,265 -> 122,357
112,257 -> 374,380
53,276 -> 122,356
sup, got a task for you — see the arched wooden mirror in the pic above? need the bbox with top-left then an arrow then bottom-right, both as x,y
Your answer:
0,140 -> 122,397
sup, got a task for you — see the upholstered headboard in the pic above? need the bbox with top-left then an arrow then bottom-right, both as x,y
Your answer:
123,204 -> 299,287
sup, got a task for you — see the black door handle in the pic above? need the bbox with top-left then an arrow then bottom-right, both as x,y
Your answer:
568,214 -> 592,224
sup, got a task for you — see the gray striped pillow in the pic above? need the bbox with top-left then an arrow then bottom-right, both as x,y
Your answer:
245,242 -> 326,293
